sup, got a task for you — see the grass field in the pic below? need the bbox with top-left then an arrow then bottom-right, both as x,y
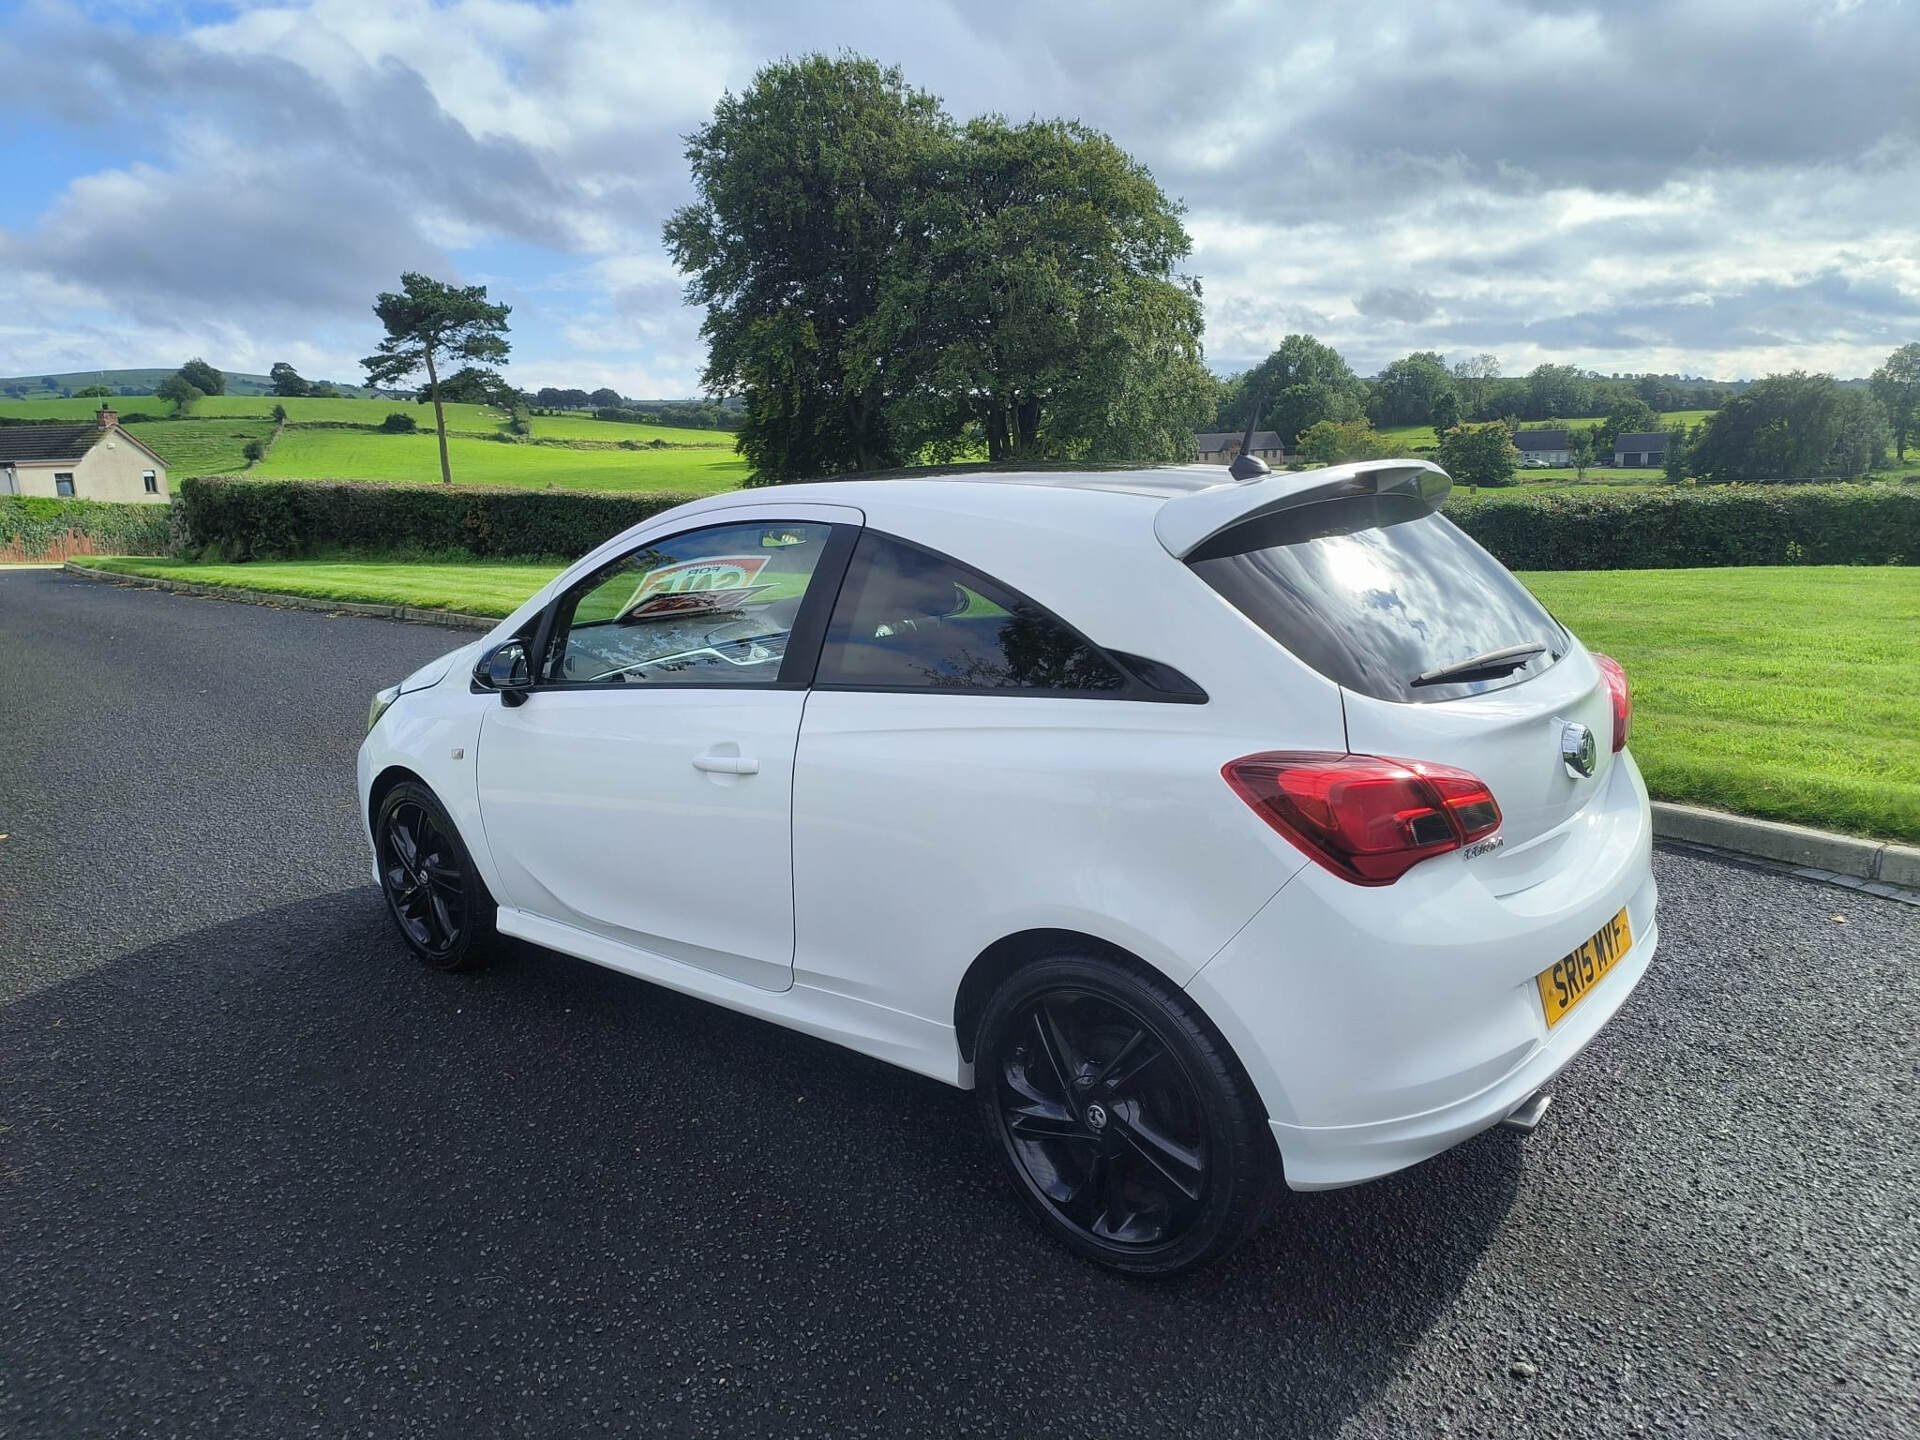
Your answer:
1376,410 -> 1717,455
1523,567 -> 1919,842
0,393 -> 510,431
79,557 -> 1920,841
124,420 -> 276,477
252,426 -> 750,492
1,393 -> 732,442
527,412 -> 732,445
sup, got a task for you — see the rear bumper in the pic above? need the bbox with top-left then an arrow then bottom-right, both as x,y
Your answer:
1269,913 -> 1656,1188
1187,751 -> 1657,1190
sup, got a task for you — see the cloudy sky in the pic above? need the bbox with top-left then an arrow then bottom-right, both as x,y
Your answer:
3,0 -> 1916,394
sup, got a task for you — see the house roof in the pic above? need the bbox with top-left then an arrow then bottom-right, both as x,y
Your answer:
1615,432 -> 1671,448
0,420 -> 169,469
1513,429 -> 1569,451
0,424 -> 101,465
1194,430 -> 1284,452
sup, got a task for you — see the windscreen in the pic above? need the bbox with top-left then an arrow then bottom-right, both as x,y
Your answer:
1188,492 -> 1568,703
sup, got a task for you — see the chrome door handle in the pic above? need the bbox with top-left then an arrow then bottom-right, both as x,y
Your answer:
692,754 -> 759,775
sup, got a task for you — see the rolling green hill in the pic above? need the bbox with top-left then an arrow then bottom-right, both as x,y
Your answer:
0,368 -> 375,399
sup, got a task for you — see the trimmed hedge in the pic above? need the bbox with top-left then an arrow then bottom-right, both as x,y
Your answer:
0,495 -> 174,561
177,476 -> 705,561
172,475 -> 1920,570
1446,485 -> 1919,569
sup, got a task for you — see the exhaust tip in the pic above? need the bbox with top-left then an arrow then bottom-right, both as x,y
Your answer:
1499,1090 -> 1553,1134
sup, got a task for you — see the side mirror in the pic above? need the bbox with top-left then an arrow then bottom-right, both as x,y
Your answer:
475,639 -> 532,706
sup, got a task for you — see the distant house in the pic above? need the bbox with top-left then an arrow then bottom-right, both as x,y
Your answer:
1195,430 -> 1287,466
1614,431 -> 1670,468
0,408 -> 169,504
1513,429 -> 1570,467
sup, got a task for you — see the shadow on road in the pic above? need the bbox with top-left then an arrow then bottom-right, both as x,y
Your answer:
2,891 -> 1524,1437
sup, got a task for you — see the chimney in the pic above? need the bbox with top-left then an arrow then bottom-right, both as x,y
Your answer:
96,405 -> 119,430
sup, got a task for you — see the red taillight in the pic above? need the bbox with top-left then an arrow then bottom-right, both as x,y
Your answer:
1222,752 -> 1503,886
1593,653 -> 1632,752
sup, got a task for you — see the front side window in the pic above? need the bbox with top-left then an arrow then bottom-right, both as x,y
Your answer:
54,473 -> 74,497
815,531 -> 1125,694
143,470 -> 158,493
539,520 -> 835,687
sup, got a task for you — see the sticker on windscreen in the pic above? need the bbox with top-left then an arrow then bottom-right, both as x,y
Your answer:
617,556 -> 771,621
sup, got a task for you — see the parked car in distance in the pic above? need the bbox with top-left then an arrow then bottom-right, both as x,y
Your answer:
358,458 -> 1656,1276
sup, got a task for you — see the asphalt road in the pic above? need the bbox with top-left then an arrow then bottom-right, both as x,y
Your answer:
3,567 -> 1916,1439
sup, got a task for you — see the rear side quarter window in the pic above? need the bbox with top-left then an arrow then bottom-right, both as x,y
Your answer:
816,532 -> 1164,697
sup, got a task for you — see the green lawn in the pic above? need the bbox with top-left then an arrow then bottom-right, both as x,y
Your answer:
1520,567 -> 1920,842
251,427 -> 750,493
77,557 -> 1920,841
85,557 -> 560,617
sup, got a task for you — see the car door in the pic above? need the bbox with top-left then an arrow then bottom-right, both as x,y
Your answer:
475,506 -> 860,992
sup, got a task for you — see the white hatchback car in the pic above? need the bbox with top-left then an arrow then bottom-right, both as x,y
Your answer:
358,459 -> 1657,1275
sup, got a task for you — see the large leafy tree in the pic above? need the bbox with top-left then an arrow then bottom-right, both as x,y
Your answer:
1437,421 -> 1519,487
1828,386 -> 1891,477
1369,351 -> 1456,429
665,56 -> 947,480
876,116 -> 1210,463
177,357 -> 226,396
1689,371 -> 1885,481
362,272 -> 511,484
1451,354 -> 1501,421
1220,335 -> 1363,446
154,372 -> 203,415
1525,363 -> 1589,420
268,362 -> 311,398
1869,342 -> 1920,460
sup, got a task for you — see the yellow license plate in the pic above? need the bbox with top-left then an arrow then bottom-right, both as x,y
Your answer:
1536,907 -> 1633,1029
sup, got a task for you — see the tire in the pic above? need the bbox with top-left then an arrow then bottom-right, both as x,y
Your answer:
373,781 -> 497,971
974,953 -> 1280,1278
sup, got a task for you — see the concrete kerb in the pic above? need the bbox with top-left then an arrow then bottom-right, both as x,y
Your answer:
57,560 -> 1920,898
1653,802 -> 1920,896
62,561 -> 496,633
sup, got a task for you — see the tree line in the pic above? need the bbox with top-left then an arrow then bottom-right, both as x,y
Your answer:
1213,337 -> 1738,445
1219,332 -> 1917,485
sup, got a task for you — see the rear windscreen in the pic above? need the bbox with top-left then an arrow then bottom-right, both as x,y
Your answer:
1188,493 -> 1568,703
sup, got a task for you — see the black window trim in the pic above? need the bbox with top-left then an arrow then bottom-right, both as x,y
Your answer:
479,522 -> 1207,705
810,529 -> 1207,705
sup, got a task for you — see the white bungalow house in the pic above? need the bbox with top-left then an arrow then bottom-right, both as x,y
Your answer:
0,407 -> 170,503
1512,429 -> 1571,467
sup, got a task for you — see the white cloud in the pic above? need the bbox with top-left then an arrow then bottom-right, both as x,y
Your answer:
1,0 -> 1917,390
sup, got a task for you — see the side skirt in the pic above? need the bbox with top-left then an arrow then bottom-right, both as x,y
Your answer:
495,907 -> 967,1087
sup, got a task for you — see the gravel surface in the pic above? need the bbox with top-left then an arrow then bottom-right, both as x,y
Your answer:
4,568 -> 1917,1438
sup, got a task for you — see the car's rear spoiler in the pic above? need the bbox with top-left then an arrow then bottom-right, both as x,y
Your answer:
1153,459 -> 1452,560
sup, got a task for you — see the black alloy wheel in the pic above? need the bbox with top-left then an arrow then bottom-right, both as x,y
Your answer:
376,782 -> 495,970
976,955 -> 1279,1277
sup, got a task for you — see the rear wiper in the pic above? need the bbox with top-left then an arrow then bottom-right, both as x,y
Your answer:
1411,641 -> 1548,688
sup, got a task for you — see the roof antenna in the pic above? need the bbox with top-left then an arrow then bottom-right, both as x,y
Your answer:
1228,400 -> 1270,481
